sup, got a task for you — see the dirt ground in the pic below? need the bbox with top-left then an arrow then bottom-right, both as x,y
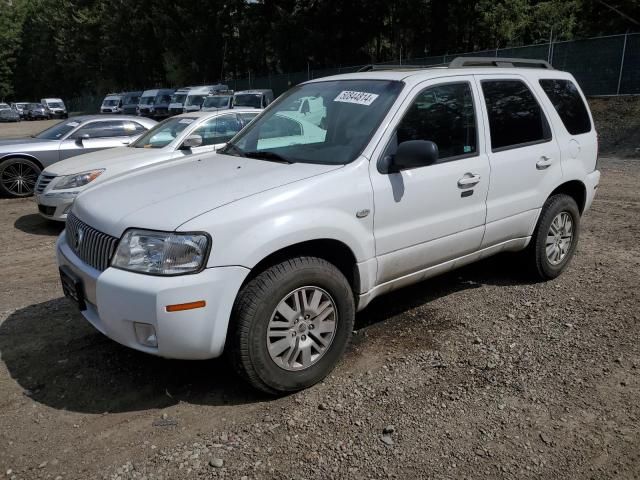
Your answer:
0,115 -> 639,480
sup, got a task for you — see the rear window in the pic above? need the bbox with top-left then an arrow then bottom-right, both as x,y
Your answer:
481,80 -> 551,151
539,79 -> 591,135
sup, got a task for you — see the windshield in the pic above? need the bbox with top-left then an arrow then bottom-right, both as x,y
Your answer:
35,119 -> 84,140
139,96 -> 155,105
48,102 -> 64,108
123,96 -> 139,105
203,96 -> 231,108
31,104 -> 44,109
103,99 -> 120,106
171,94 -> 187,104
185,94 -> 206,107
224,80 -> 403,165
234,94 -> 262,108
131,116 -> 197,148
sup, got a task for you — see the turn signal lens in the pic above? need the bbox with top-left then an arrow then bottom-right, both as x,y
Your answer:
166,301 -> 206,312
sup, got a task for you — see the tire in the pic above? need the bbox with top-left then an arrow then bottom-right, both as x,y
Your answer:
0,158 -> 41,198
229,256 -> 355,394
527,194 -> 580,280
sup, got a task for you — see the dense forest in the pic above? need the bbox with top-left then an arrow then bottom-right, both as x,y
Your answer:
0,0 -> 638,101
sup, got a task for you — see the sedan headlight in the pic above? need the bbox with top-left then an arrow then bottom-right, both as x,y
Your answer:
112,229 -> 210,275
54,169 -> 104,190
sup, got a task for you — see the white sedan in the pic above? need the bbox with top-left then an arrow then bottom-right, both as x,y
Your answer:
35,109 -> 260,221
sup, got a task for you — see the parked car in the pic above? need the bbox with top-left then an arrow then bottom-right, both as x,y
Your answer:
0,108 -> 21,123
10,102 -> 30,119
0,103 -> 10,110
138,89 -> 174,119
0,115 -> 156,197
25,103 -> 50,120
233,89 -> 274,109
41,98 -> 68,118
201,95 -> 233,111
56,58 -> 600,393
121,91 -> 142,115
100,93 -> 123,114
169,85 -> 230,115
35,109 -> 259,221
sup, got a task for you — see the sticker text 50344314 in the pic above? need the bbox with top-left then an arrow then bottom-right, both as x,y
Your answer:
334,91 -> 379,106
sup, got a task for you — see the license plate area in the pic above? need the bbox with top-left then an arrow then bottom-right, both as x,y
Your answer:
59,265 -> 86,311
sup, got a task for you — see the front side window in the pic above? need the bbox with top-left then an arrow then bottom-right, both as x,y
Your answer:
539,79 -> 591,135
226,80 -> 403,165
192,114 -> 241,145
482,80 -> 551,151
396,82 -> 477,160
131,117 -> 197,148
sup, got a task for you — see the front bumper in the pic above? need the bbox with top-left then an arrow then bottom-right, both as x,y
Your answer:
56,233 -> 250,359
35,191 -> 77,221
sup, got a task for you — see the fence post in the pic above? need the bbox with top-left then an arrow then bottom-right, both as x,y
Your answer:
616,33 -> 628,95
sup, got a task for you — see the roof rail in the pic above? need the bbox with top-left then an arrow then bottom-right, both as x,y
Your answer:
449,57 -> 554,69
357,64 -> 438,72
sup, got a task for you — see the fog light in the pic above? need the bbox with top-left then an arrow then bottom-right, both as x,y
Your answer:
134,322 -> 158,347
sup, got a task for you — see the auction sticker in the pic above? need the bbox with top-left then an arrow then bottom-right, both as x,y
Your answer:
334,91 -> 379,106
178,118 -> 194,124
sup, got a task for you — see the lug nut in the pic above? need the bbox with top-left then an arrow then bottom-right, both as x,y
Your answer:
305,314 -> 310,319
291,331 -> 296,337
301,335 -> 307,341
309,324 -> 315,330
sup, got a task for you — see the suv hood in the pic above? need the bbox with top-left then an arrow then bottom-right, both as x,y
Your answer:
72,153 -> 342,237
44,146 -> 166,176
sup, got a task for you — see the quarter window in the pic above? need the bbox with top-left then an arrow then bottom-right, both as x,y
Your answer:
396,82 -> 477,160
481,80 -> 551,151
539,79 -> 591,135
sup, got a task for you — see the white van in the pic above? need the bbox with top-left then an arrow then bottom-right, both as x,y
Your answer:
57,58 -> 600,394
170,84 -> 231,115
41,98 -> 68,118
100,93 -> 123,114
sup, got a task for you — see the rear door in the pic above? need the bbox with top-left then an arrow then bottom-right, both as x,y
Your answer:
475,75 -> 562,247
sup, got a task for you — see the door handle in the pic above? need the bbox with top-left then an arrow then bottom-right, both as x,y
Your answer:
536,156 -> 553,170
457,173 -> 481,188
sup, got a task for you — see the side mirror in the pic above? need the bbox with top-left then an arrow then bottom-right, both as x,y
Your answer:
181,134 -> 203,149
75,133 -> 90,146
380,140 -> 439,173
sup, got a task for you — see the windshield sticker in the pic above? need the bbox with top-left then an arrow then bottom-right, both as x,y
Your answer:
66,121 -> 80,127
334,90 -> 379,106
178,118 -> 194,124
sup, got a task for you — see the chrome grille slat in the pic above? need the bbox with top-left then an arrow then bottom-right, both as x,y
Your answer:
35,173 -> 56,194
65,213 -> 119,271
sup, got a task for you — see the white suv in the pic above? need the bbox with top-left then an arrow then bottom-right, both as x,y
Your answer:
56,58 -> 600,394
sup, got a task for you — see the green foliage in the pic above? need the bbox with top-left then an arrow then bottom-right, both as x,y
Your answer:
1,0 -> 638,101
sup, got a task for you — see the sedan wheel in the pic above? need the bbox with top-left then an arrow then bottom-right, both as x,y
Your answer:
0,158 -> 41,197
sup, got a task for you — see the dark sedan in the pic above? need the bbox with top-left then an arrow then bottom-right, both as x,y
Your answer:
25,103 -> 50,120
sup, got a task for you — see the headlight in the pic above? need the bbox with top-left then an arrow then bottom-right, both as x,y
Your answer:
53,169 -> 104,190
112,229 -> 210,275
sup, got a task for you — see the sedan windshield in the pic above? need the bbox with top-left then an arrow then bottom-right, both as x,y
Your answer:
203,96 -> 230,109
224,80 -> 403,165
130,116 -> 197,148
139,96 -> 155,105
35,119 -> 84,140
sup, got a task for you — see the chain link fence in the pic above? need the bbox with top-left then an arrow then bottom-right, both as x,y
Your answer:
69,33 -> 638,113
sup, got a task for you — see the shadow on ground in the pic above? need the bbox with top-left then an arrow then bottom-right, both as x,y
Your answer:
0,253 -> 535,414
14,213 -> 65,236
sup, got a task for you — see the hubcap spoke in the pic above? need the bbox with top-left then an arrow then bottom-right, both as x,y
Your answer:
267,286 -> 338,371
546,211 -> 574,266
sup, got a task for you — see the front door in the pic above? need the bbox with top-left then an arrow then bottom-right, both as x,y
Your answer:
370,77 -> 490,284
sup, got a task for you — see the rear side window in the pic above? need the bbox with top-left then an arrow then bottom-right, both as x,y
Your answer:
539,79 -> 591,135
396,82 -> 477,160
481,80 -> 551,151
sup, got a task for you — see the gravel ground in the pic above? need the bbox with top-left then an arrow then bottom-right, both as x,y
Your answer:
0,156 -> 638,480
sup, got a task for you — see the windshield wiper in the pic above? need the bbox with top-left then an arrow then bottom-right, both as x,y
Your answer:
220,143 -> 245,157
244,151 -> 293,164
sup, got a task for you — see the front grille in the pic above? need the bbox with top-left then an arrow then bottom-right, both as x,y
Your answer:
35,173 -> 56,194
38,204 -> 56,216
66,213 -> 119,271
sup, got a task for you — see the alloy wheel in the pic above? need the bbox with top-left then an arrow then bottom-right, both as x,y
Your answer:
546,211 -> 574,265
1,161 -> 39,196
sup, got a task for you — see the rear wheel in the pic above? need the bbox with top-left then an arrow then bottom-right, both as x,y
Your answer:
0,158 -> 41,198
230,256 -> 355,394
527,194 -> 580,280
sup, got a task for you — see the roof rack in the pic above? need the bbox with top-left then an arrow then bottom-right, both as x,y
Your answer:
357,64 -> 440,72
449,57 -> 554,69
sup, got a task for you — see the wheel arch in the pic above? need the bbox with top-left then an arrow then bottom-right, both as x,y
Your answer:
0,153 -> 44,171
549,180 -> 587,214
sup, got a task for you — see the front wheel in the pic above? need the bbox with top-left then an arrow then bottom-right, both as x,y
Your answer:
229,256 -> 355,394
0,158 -> 41,197
527,194 -> 580,280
